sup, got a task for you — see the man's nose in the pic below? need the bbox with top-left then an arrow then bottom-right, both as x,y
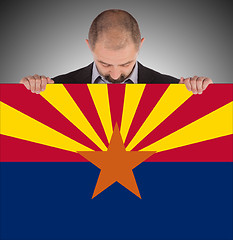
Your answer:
110,68 -> 121,80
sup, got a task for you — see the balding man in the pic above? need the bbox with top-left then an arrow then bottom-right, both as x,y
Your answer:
20,9 -> 213,94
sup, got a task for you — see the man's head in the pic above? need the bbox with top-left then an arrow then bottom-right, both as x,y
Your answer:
86,9 -> 144,83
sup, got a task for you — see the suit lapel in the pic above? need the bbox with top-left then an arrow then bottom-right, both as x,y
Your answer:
138,62 -> 151,84
77,62 -> 93,83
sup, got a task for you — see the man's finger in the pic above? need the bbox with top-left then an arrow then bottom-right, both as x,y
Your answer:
34,74 -> 42,94
190,76 -> 198,94
47,77 -> 54,84
183,77 -> 192,91
41,75 -> 48,92
20,77 -> 30,90
27,75 -> 36,93
179,77 -> 184,84
203,78 -> 213,91
196,77 -> 205,94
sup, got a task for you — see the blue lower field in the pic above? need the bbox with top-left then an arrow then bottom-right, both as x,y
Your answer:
0,162 -> 232,240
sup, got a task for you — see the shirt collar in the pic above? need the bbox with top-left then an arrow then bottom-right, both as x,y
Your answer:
91,61 -> 138,84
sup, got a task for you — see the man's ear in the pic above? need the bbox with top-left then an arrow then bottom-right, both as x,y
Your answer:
140,38 -> 145,48
85,39 -> 91,49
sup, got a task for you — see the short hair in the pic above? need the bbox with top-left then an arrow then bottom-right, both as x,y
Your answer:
88,9 -> 141,50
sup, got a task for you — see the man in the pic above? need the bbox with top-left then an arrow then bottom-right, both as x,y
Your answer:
20,9 -> 213,94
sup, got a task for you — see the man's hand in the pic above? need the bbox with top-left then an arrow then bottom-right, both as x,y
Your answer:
179,76 -> 213,94
20,74 -> 54,94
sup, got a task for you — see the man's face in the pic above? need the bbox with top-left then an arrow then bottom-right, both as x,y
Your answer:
87,37 -> 143,83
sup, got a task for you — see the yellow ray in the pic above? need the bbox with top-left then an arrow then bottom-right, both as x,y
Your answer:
0,101 -> 92,152
141,101 -> 233,152
40,84 -> 107,151
126,85 -> 193,151
120,84 -> 146,143
87,84 -> 112,143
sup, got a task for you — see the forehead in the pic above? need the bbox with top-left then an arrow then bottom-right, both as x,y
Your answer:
92,41 -> 138,65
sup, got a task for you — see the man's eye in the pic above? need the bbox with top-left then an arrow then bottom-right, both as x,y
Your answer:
121,64 -> 130,67
102,64 -> 110,67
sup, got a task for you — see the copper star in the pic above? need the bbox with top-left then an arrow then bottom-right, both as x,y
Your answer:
78,124 -> 156,199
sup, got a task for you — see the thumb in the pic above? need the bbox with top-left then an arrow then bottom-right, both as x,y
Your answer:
179,77 -> 185,84
47,77 -> 54,84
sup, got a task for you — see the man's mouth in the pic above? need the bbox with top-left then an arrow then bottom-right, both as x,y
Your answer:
104,74 -> 126,83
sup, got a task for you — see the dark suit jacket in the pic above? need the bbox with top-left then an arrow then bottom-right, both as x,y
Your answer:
53,62 -> 179,84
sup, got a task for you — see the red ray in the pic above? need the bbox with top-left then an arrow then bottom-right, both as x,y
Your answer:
1,84 -> 232,163
107,84 -> 125,130
145,135 -> 233,162
64,84 -> 109,147
0,135 -> 88,162
133,84 -> 233,151
0,84 -> 100,151
124,84 -> 169,147
2,133 -> 231,162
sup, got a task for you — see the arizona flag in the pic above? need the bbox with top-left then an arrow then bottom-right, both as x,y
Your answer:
0,84 -> 232,240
